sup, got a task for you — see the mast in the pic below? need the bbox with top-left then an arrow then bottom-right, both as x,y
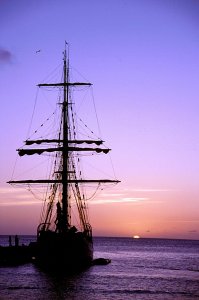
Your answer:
7,47 -> 120,234
62,45 -> 69,230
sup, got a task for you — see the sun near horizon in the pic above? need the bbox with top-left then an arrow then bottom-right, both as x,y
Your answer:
133,235 -> 140,239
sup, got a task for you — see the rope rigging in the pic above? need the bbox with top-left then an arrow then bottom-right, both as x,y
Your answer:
8,50 -> 120,236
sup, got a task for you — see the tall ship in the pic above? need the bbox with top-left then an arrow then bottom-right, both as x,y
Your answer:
7,46 -> 119,270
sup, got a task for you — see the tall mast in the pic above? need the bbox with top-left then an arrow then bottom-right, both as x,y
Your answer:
62,45 -> 69,230
7,47 -> 120,233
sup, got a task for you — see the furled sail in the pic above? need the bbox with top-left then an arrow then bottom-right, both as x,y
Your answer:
18,147 -> 110,156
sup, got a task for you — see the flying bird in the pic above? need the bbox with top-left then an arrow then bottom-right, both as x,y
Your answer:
36,49 -> 41,53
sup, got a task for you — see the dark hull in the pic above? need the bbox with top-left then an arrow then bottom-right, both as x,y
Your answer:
0,244 -> 36,266
35,230 -> 93,271
0,232 -> 93,271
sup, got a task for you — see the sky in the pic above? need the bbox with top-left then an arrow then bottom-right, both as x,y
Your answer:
0,0 -> 199,239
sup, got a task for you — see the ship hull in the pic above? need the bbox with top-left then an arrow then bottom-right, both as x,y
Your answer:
35,230 -> 93,271
0,245 -> 35,266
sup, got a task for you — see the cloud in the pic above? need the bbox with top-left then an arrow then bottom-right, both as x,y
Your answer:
123,188 -> 172,193
0,47 -> 13,64
0,187 -> 25,194
0,199 -> 41,206
100,192 -> 124,197
0,186 -> 42,206
90,197 -> 149,205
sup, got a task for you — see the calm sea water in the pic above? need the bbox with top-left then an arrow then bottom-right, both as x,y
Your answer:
0,236 -> 199,299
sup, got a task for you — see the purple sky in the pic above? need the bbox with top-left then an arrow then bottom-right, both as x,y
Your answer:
0,0 -> 199,239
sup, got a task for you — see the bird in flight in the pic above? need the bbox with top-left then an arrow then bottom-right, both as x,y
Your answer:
36,49 -> 41,53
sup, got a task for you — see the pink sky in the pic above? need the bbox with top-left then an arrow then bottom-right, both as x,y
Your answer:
0,0 -> 199,239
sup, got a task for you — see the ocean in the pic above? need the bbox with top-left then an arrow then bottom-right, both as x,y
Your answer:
0,236 -> 199,299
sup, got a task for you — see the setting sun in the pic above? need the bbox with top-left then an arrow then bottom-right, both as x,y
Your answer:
133,235 -> 140,239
